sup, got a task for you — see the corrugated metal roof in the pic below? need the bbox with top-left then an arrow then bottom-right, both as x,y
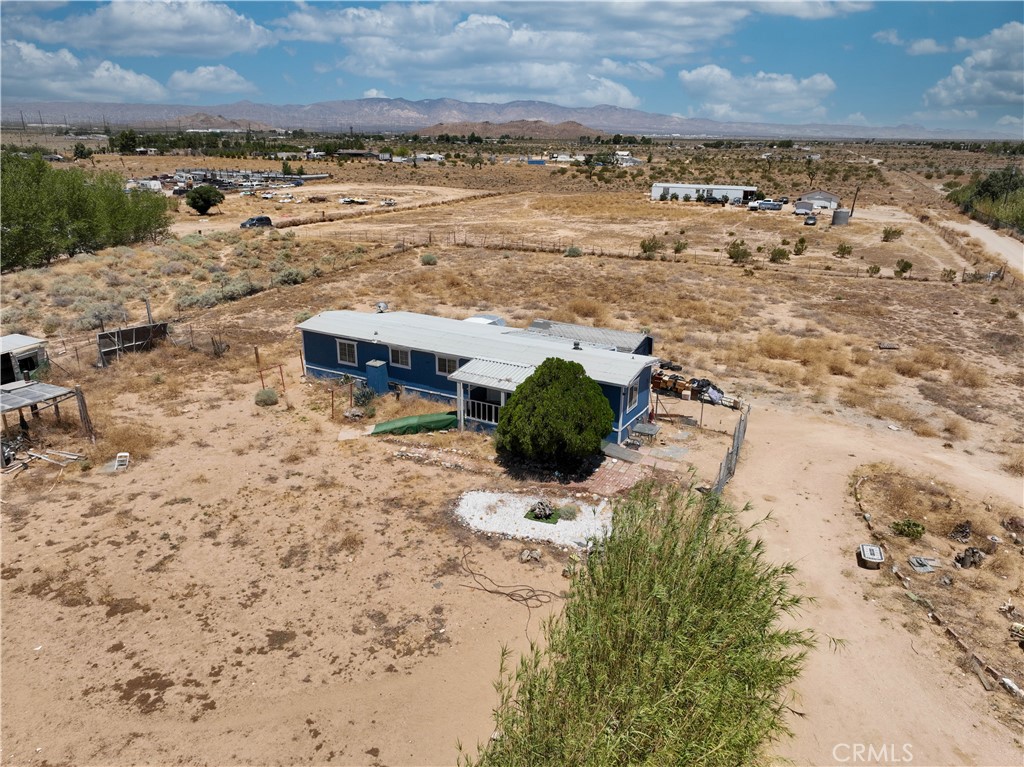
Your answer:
0,381 -> 74,414
448,358 -> 535,391
0,334 -> 46,355
297,311 -> 657,387
519,319 -> 647,353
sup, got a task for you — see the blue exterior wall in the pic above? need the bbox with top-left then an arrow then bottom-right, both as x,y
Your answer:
302,328 -> 654,443
601,365 -> 653,443
303,330 -> 467,398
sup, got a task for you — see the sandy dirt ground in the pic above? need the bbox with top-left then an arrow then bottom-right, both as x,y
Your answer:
727,405 -> 1022,767
0,359 -> 728,767
2,147 -> 1022,767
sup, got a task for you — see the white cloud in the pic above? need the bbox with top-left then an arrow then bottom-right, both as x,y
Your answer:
580,76 -> 641,109
1,39 -> 168,101
907,39 -> 947,55
873,29 -> 904,46
677,64 -> 836,122
268,2 -> 769,106
844,112 -> 869,125
995,114 -> 1023,128
755,1 -> 872,20
926,22 -> 1023,108
593,58 -> 663,81
363,88 -> 388,99
7,1 -> 273,56
168,65 -> 257,96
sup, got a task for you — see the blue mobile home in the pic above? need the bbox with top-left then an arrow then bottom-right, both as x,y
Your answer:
298,311 -> 658,444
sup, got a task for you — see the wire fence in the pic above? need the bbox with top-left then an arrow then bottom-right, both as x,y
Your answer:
712,404 -> 750,494
345,228 -> 1016,285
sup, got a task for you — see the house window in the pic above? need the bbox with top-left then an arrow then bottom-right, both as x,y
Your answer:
628,380 -> 639,411
389,347 -> 411,369
436,355 -> 459,376
337,339 -> 357,366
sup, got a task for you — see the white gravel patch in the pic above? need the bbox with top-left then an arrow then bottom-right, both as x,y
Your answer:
454,490 -> 612,548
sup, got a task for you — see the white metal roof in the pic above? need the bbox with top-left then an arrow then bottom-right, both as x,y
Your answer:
448,358 -> 535,392
298,311 -> 657,387
519,319 -> 648,353
0,334 -> 47,355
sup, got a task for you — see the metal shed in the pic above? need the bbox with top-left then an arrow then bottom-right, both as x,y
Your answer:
1,334 -> 49,385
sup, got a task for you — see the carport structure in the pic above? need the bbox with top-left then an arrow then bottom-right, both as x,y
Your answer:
0,381 -> 93,440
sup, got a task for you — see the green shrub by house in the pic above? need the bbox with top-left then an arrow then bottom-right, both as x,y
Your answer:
496,357 -> 613,465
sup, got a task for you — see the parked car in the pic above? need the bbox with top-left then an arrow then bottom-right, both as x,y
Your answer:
779,196 -> 790,204
804,215 -> 817,226
240,216 -> 273,229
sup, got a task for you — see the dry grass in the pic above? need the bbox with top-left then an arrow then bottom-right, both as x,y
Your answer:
854,463 -> 1022,733
1001,446 -> 1024,477
947,360 -> 986,388
857,367 -> 897,389
942,416 -> 971,442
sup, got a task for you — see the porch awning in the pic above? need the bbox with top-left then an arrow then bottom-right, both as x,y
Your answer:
449,358 -> 535,393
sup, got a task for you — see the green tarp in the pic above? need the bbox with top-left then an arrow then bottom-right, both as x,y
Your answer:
371,412 -> 459,435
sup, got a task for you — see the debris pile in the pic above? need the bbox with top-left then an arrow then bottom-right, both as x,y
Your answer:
949,520 -> 973,543
954,547 -> 985,569
529,499 -> 555,520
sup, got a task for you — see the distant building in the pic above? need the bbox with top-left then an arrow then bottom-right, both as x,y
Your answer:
651,182 -> 757,202
797,190 -> 841,209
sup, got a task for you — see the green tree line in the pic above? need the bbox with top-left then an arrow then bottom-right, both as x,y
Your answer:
1,153 -> 171,271
946,164 -> 1024,230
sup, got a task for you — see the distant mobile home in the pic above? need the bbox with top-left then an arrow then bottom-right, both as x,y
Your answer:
797,190 -> 841,209
651,183 -> 758,202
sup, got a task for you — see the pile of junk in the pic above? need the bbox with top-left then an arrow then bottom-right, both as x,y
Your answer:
651,363 -> 744,410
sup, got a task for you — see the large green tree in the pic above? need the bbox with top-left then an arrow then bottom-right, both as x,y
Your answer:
185,184 -> 225,216
496,357 -> 614,465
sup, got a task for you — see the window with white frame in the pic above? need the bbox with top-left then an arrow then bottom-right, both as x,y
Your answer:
627,380 -> 639,411
389,347 -> 411,369
436,355 -> 459,376
337,339 -> 357,366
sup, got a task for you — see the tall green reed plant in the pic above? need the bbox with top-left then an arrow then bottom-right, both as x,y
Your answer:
460,481 -> 813,767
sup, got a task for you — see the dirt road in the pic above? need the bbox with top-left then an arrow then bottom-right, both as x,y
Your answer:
938,218 -> 1023,276
729,404 -> 1022,767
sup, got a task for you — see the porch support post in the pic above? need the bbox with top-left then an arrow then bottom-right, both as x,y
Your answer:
457,382 -> 465,431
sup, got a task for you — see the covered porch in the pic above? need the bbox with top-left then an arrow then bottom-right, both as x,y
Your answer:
449,359 -> 535,430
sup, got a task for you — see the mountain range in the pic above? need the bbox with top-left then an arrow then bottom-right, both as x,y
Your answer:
2,97 -> 1014,140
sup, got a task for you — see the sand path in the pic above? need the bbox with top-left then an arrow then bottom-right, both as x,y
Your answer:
729,404 -> 1022,767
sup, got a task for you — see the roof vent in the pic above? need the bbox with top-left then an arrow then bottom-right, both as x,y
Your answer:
573,341 -> 581,350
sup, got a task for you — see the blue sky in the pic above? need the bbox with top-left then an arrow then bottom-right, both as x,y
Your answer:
2,1 -> 1021,133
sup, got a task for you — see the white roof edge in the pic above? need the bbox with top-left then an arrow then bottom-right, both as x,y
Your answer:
0,334 -> 48,355
298,311 -> 657,387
